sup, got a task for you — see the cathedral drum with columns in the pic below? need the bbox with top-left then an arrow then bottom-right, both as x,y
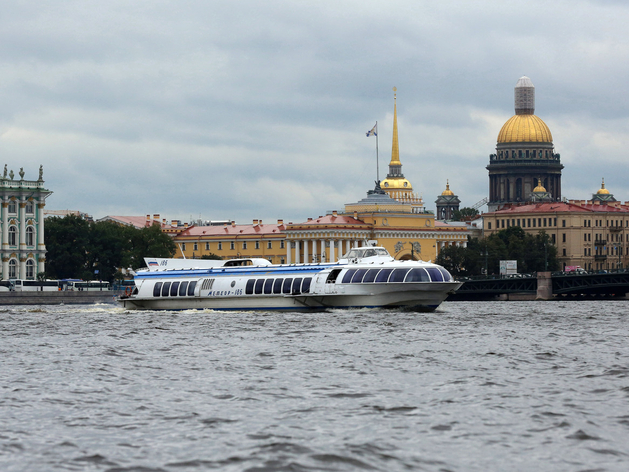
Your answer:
487,76 -> 563,212
0,165 -> 52,280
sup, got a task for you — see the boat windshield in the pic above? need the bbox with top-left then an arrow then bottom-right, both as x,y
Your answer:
344,248 -> 390,259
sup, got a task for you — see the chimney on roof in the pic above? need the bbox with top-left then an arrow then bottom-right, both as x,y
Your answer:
231,221 -> 236,227
146,215 -> 151,227
308,217 -> 313,221
154,214 -> 159,221
277,219 -> 283,225
184,222 -> 188,228
162,218 -> 166,226
253,219 -> 258,225
332,211 -> 338,217
354,211 -> 358,219
172,219 -> 178,227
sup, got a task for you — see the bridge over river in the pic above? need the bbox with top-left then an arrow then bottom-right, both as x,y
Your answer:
449,269 -> 629,301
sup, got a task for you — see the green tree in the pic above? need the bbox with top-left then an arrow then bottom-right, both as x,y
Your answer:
452,207 -> 479,221
44,215 -> 92,280
45,216 -> 176,280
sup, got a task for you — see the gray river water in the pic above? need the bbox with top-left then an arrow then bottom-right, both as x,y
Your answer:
1,301 -> 629,471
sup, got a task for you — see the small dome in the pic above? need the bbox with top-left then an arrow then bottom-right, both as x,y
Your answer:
441,180 -> 454,196
533,178 -> 546,193
597,178 -> 610,195
497,114 -> 553,144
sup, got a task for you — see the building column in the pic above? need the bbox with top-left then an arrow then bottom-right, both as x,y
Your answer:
329,240 -> 335,262
1,257 -> 7,280
286,241 -> 291,264
321,241 -> 326,262
304,237 -> 309,263
2,202 -> 8,250
294,240 -> 300,264
19,256 -> 26,280
312,239 -> 317,262
337,240 -> 343,259
19,201 -> 26,249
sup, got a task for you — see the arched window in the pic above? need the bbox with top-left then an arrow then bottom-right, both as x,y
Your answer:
8,226 -> 17,246
26,260 -> 34,279
9,259 -> 16,278
8,201 -> 16,214
26,227 -> 34,246
25,201 -> 34,214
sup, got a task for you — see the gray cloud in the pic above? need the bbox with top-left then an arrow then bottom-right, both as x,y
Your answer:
1,0 -> 629,224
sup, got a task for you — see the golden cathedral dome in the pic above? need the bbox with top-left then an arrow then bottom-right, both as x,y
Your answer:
441,180 -> 454,196
597,178 -> 610,195
497,114 -> 553,144
533,178 -> 546,193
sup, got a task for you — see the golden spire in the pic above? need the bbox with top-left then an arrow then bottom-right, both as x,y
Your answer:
390,87 -> 401,165
533,177 -> 546,192
597,178 -> 610,195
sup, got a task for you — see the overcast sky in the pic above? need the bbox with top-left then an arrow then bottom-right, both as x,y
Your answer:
1,0 -> 628,224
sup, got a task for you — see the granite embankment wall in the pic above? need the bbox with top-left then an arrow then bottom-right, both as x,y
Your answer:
0,291 -> 120,305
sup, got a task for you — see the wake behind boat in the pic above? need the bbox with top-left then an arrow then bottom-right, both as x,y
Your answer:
118,246 -> 461,312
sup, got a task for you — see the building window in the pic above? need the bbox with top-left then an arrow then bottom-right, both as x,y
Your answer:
280,241 -> 285,249
193,243 -> 198,251
242,242 -> 247,250
181,243 -> 186,251
280,258 -> 285,264
25,202 -> 34,214
8,226 -> 17,246
218,242 -> 222,250
584,248 -> 587,256
563,248 -> 566,256
255,241 -> 260,249
562,220 -> 566,227
26,226 -> 34,246
9,259 -> 16,278
8,201 -> 16,214
267,241 -> 272,249
26,260 -> 34,279
583,234 -> 587,242
205,242 -> 210,250
230,242 -> 235,250
563,234 -> 566,243
517,219 -> 521,227
528,218 -> 531,227
551,234 -> 555,243
487,222 -> 492,230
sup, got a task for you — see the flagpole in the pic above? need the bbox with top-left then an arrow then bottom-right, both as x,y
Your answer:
375,121 -> 379,182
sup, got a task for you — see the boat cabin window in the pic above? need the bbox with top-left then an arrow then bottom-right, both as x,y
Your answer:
344,248 -> 389,259
264,279 -> 274,294
153,282 -> 162,297
292,278 -> 303,294
254,279 -> 264,294
362,269 -> 381,283
170,282 -> 180,296
404,268 -> 430,282
246,279 -> 255,295
161,282 -> 171,296
282,278 -> 293,294
224,259 -> 254,267
273,278 -> 283,294
342,269 -> 356,283
426,268 -> 444,282
374,269 -> 393,283
302,277 -> 312,293
179,281 -> 189,296
351,269 -> 368,283
389,269 -> 409,283
187,281 -> 197,296
439,268 -> 453,282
